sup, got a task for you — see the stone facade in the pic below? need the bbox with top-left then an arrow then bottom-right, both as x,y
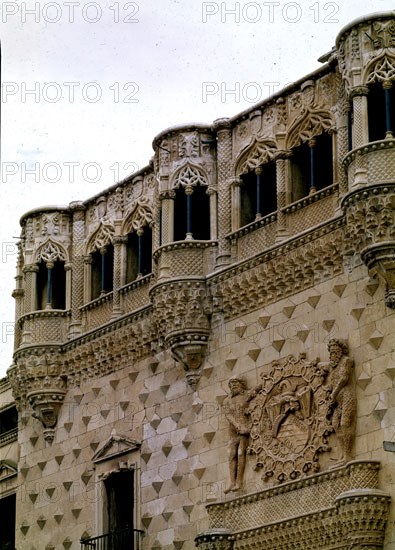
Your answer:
1,10 -> 395,550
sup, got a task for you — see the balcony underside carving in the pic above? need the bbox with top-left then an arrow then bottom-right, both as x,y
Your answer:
197,462 -> 390,550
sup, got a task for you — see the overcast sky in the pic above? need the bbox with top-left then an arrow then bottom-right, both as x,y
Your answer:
0,0 -> 391,377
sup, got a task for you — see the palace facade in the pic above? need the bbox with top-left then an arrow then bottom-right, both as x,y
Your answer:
1,10 -> 395,549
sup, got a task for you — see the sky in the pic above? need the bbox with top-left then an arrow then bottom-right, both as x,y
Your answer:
0,0 -> 392,377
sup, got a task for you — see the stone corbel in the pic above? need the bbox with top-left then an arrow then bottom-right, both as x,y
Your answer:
361,243 -> 395,308
167,332 -> 209,389
27,388 -> 67,444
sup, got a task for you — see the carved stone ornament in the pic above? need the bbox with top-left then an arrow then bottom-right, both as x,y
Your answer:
151,280 -> 211,387
28,389 -> 66,444
342,184 -> 395,308
247,343 -> 355,484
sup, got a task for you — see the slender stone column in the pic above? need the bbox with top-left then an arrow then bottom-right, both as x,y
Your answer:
83,256 -> 93,304
207,187 -> 218,240
213,117 -> 233,269
230,177 -> 242,232
273,150 -> 291,242
350,85 -> 369,147
23,264 -> 39,313
69,201 -> 86,338
112,235 -> 127,318
160,190 -> 175,245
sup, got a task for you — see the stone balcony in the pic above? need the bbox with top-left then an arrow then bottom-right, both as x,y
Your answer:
344,139 -> 395,188
17,310 -> 70,348
153,240 -> 218,280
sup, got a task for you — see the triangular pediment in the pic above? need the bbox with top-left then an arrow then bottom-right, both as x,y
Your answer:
0,460 -> 18,481
92,434 -> 141,463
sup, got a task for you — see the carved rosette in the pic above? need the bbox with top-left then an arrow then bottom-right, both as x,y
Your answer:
341,184 -> 395,308
150,280 -> 211,387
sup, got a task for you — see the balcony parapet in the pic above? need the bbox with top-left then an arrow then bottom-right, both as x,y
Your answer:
153,240 -> 218,280
17,309 -> 70,348
282,183 -> 339,214
343,139 -> 395,188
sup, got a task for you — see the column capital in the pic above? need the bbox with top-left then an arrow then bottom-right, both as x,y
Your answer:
227,177 -> 242,187
69,200 -> 86,212
349,85 -> 369,99
212,117 -> 232,132
272,149 -> 292,161
23,264 -> 39,273
113,235 -> 128,245
160,189 -> 176,200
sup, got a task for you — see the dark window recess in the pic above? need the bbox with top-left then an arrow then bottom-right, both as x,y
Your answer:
291,141 -> 311,202
314,133 -> 333,190
174,185 -> 210,241
91,245 -> 114,300
291,133 -> 332,202
36,260 -> 66,310
126,227 -> 152,282
368,82 -> 395,142
0,493 -> 16,550
104,471 -> 134,534
0,406 -> 17,435
240,161 -> 277,227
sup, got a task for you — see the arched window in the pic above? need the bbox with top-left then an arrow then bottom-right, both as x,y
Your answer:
126,226 -> 153,282
367,81 -> 395,142
290,132 -> 333,202
240,160 -> 277,227
91,244 -> 114,300
36,259 -> 66,310
35,241 -> 67,310
172,165 -> 210,241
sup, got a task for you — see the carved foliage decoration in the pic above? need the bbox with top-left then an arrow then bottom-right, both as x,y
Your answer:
8,349 -> 67,444
123,196 -> 154,234
151,280 -> 211,384
365,53 -> 395,84
367,19 -> 395,50
286,110 -> 333,149
178,133 -> 200,159
218,228 -> 343,321
87,219 -> 115,253
171,163 -> 208,189
248,353 -> 330,483
343,184 -> 395,307
236,140 -> 277,176
35,240 -> 67,264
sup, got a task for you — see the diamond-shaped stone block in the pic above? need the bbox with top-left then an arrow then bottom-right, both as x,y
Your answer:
332,283 -> 346,297
322,319 -> 335,332
307,295 -> 321,309
225,356 -> 237,370
351,307 -> 364,321
234,324 -> 246,338
282,305 -> 296,319
247,347 -> 260,362
369,330 -> 384,350
272,338 -> 285,352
